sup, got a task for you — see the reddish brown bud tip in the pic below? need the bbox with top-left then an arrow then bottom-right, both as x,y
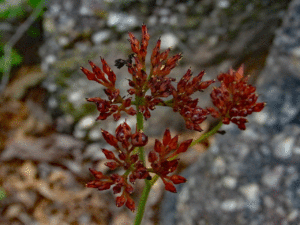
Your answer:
116,196 -> 126,207
105,162 -> 118,170
148,151 -> 158,163
89,168 -> 104,179
175,139 -> 193,154
81,67 -> 96,81
164,180 -> 177,193
252,102 -> 265,112
101,129 -> 119,148
125,197 -> 136,212
102,149 -> 116,160
163,129 -> 171,146
170,175 -> 187,184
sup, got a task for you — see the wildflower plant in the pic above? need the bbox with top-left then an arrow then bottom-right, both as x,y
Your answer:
80,24 -> 265,224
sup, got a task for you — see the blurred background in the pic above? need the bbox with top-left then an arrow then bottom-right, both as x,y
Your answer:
0,0 -> 294,224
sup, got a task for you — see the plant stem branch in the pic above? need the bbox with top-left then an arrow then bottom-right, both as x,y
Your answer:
190,120 -> 223,147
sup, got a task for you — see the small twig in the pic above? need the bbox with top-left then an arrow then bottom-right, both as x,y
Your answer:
0,0 -> 46,96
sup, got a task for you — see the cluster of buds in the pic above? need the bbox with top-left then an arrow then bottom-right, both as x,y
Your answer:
207,65 -> 265,130
81,58 -> 136,121
148,129 -> 192,193
87,122 -> 192,211
86,122 -> 149,211
81,24 -> 265,212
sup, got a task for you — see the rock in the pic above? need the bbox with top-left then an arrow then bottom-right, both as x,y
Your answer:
161,0 -> 300,224
107,12 -> 138,32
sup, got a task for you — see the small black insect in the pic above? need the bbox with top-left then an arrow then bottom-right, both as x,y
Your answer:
115,54 -> 135,69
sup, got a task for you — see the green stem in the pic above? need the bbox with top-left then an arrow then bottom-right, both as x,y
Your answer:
134,94 -> 149,225
190,121 -> 223,147
134,175 -> 160,225
136,95 -> 145,163
134,180 -> 151,225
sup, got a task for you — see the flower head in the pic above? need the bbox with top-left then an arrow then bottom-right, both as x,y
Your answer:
148,129 -> 192,193
208,65 -> 265,130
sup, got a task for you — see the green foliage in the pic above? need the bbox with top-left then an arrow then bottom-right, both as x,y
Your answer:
0,187 -> 6,200
27,0 -> 44,8
0,3 -> 25,19
0,46 -> 23,73
27,26 -> 40,37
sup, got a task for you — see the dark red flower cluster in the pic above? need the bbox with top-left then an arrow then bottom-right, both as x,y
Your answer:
87,169 -> 136,211
148,129 -> 192,193
87,122 -> 192,209
86,122 -> 150,211
82,24 -> 266,213
171,69 -> 215,131
207,65 -> 265,130
81,57 -> 136,121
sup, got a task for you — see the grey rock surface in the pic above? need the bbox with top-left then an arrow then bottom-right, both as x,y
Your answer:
161,0 -> 300,224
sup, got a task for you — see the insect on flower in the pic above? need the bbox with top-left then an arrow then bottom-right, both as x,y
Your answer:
115,54 -> 135,69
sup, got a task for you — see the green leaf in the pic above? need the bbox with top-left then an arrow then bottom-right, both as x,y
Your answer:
27,0 -> 43,8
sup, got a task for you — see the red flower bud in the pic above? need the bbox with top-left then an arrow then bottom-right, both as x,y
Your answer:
128,32 -> 140,54
89,168 -> 104,179
113,185 -> 122,194
125,184 -> 134,194
113,112 -> 121,121
175,139 -> 192,154
168,135 -> 179,151
118,152 -> 127,161
116,195 -> 126,207
148,151 -> 158,163
170,175 -> 187,184
125,196 -> 135,212
253,102 -> 265,112
163,180 -> 177,193
163,129 -> 171,146
80,66 -> 97,82
160,48 -> 171,62
130,154 -> 139,163
154,139 -> 164,154
131,131 -> 148,147
101,129 -> 119,148
105,162 -> 118,170
97,182 -> 111,191
101,57 -> 116,86
89,60 -> 106,82
151,39 -> 161,67
102,149 -> 115,160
